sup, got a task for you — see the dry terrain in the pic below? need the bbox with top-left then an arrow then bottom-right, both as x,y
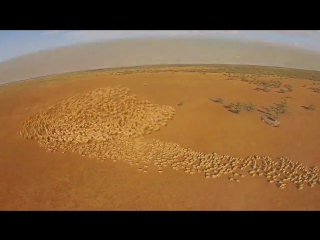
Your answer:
1,64 -> 320,210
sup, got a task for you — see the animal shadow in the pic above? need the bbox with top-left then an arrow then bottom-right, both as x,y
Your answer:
257,106 -> 270,115
222,105 -> 238,114
257,110 -> 268,115
228,109 -> 239,114
209,98 -> 218,103
209,98 -> 222,103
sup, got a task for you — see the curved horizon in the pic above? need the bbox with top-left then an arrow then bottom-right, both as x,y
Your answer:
1,37 -> 320,85
2,30 -> 320,62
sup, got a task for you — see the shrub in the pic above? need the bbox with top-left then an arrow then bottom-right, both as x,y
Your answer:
271,81 -> 282,88
234,103 -> 243,113
310,87 -> 320,93
241,77 -> 249,82
265,107 -> 271,114
263,86 -> 270,92
263,99 -> 289,117
243,103 -> 255,112
229,102 -> 243,114
284,84 -> 293,92
271,99 -> 288,115
306,104 -> 316,110
228,103 -> 235,109
228,102 -> 255,113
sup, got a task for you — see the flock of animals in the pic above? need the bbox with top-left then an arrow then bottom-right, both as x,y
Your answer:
18,86 -> 320,190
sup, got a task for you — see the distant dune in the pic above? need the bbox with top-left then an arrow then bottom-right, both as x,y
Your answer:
1,38 -> 320,85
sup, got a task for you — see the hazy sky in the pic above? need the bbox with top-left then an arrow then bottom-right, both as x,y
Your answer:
1,30 -> 320,62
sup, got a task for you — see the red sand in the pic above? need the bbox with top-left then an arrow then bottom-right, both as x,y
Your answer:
0,66 -> 319,210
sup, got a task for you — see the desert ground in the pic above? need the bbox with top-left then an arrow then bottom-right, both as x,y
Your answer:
0,64 -> 320,210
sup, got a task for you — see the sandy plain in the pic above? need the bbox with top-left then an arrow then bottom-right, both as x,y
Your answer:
0,64 -> 320,210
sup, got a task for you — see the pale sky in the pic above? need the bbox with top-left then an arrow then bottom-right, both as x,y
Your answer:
0,30 -> 320,62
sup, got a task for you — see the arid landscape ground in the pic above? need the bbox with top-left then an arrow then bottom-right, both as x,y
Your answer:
1,64 -> 320,210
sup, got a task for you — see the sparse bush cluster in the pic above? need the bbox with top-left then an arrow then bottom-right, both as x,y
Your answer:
264,99 -> 289,118
243,103 -> 255,112
226,74 -> 238,80
262,86 -> 270,92
211,65 -> 320,82
228,102 -> 255,114
284,84 -> 293,92
264,80 -> 282,89
243,79 -> 284,92
309,87 -> 320,93
113,64 -> 320,83
228,102 -> 243,113
258,80 -> 283,91
241,77 -> 249,82
278,84 -> 293,93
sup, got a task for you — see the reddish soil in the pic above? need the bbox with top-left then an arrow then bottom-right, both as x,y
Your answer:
0,66 -> 319,210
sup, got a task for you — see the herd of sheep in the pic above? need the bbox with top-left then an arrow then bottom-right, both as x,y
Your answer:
18,86 -> 320,190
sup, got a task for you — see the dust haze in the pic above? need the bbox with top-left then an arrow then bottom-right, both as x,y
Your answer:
1,38 -> 320,85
